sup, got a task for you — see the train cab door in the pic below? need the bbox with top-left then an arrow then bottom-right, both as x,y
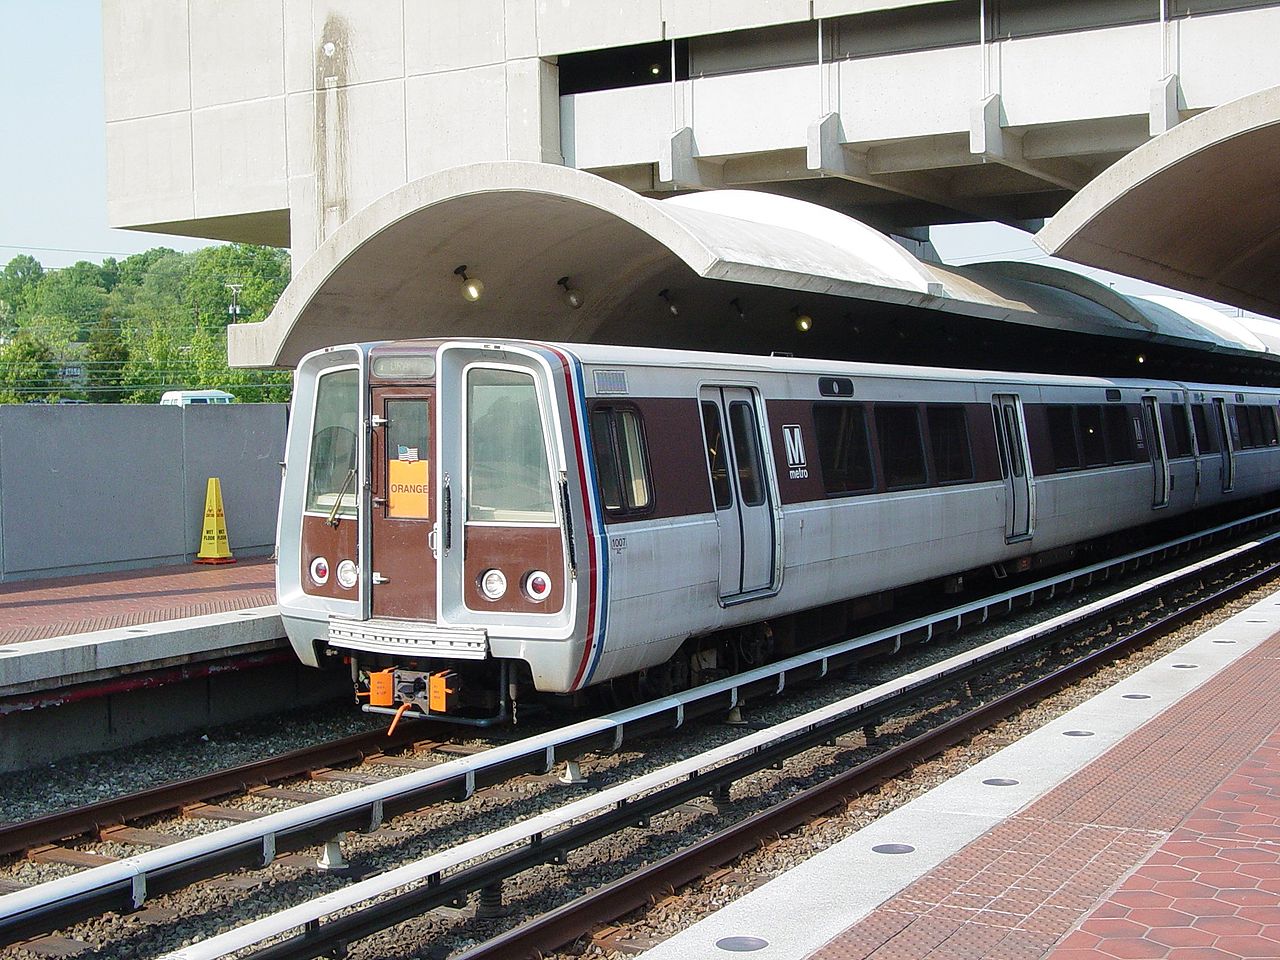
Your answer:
992,393 -> 1034,542
1142,396 -> 1171,509
369,386 -> 437,620
1214,398 -> 1236,492
699,386 -> 777,600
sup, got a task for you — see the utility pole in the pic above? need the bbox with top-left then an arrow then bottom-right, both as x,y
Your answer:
226,283 -> 243,320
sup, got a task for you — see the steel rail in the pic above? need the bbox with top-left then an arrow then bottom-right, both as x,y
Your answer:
3,508 -> 1278,948
160,537 -> 1280,960
454,553 -> 1280,960
0,726 -> 438,860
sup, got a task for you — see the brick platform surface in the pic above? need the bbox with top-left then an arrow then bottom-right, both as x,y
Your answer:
0,558 -> 275,645
809,631 -> 1280,960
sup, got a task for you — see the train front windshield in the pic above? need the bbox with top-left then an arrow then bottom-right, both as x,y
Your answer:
306,368 -> 359,517
466,367 -> 555,522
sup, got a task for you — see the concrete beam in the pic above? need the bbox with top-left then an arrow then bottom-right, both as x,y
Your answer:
1150,74 -> 1182,136
658,127 -> 723,190
971,94 -> 1091,192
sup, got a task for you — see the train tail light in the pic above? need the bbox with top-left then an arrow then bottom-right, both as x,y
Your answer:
524,570 -> 552,602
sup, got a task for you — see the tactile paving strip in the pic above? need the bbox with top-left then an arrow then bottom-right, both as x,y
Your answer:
808,632 -> 1280,960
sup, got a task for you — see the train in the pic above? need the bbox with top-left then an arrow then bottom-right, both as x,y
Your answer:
276,338 -> 1280,723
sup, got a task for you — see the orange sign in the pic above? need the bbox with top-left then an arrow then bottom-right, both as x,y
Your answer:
388,458 -> 430,518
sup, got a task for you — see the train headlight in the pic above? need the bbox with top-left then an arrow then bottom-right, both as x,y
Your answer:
336,559 -> 358,590
479,568 -> 507,601
524,570 -> 552,602
309,556 -> 330,585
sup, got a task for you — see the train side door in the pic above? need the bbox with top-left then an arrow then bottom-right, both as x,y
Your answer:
992,393 -> 1033,542
369,386 -> 437,619
1214,398 -> 1236,492
1183,400 -> 1202,508
699,386 -> 776,599
1142,396 -> 1171,509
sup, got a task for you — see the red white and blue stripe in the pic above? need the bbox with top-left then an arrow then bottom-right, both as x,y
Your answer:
534,344 -> 609,690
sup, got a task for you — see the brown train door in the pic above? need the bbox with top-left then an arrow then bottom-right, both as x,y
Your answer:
370,386 -> 436,620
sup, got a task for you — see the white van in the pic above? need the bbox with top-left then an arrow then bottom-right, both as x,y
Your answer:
159,389 -> 236,406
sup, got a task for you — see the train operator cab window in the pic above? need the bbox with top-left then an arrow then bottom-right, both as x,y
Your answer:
1193,404 -> 1220,453
813,403 -> 874,494
701,402 -> 734,508
875,405 -> 927,488
305,368 -> 359,517
466,368 -> 555,522
926,405 -> 973,483
590,406 -> 653,516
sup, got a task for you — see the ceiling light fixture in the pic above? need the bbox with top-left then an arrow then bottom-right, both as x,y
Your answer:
557,276 -> 584,309
659,288 -> 679,317
792,307 -> 813,333
454,264 -> 484,302
730,297 -> 744,319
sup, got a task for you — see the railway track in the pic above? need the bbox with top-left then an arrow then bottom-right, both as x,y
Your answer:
151,531 -> 1280,960
3,510 -> 1280,958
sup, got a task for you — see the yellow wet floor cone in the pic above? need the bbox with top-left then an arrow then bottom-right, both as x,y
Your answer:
195,477 -> 236,564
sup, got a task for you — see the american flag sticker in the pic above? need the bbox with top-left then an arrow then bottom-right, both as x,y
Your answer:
398,446 -> 419,462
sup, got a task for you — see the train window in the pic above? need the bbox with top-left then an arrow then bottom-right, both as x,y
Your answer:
1249,406 -> 1271,447
590,406 -> 652,515
1162,404 -> 1192,458
384,398 -> 430,519
1001,407 -> 1025,478
729,401 -> 767,507
1046,405 -> 1081,471
876,405 -> 927,488
814,403 -> 875,494
305,368 -> 359,516
1237,405 -> 1259,448
1105,405 -> 1136,463
1254,409 -> 1274,448
466,368 -> 555,522
1078,405 -> 1107,466
701,402 -> 734,509
991,407 -> 1009,478
926,405 -> 973,483
1193,404 -> 1220,453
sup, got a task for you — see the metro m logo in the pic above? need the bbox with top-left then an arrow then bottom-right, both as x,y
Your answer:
782,424 -> 809,479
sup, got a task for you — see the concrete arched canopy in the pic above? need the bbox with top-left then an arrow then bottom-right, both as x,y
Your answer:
231,162 -> 944,368
1036,86 -> 1280,318
230,161 -> 1278,370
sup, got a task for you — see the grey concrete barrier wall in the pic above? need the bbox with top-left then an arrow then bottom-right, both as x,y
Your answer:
0,404 -> 287,582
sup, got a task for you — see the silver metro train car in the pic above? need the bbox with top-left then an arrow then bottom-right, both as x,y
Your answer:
277,339 -> 1280,722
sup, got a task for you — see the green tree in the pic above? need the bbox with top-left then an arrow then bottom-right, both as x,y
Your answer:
0,334 -> 59,403
0,255 -> 45,323
27,262 -> 109,341
186,244 -> 290,328
85,317 -> 129,402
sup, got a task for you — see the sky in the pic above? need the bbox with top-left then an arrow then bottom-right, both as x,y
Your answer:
0,1 -> 213,271
0,2 -> 1253,322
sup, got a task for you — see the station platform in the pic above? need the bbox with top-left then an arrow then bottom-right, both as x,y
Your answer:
646,589 -> 1280,960
0,559 -> 283,701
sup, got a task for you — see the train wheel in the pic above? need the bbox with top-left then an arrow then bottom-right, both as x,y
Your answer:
640,655 -> 691,700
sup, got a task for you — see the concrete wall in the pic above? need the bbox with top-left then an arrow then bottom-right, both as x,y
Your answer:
103,0 -> 1280,264
0,404 -> 286,582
